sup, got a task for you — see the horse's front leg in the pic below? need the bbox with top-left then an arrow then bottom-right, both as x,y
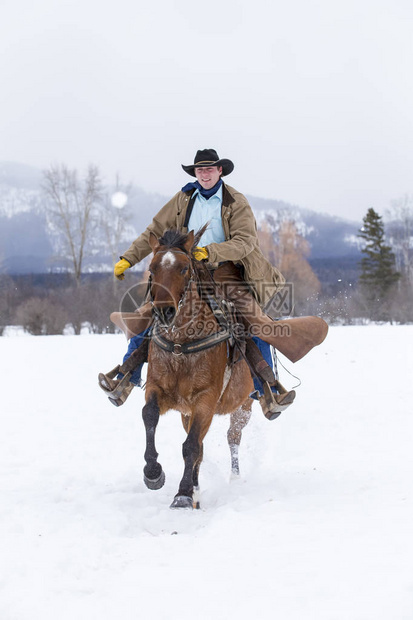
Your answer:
178,414 -> 202,509
191,441 -> 204,510
171,410 -> 213,509
142,391 -> 165,490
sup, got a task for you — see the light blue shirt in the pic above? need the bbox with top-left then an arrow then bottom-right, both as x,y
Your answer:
187,185 -> 225,247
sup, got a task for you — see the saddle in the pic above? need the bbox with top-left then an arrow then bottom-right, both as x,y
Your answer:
197,264 -> 278,384
99,286 -> 277,404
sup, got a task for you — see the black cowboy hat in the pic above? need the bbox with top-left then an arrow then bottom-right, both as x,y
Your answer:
181,148 -> 234,177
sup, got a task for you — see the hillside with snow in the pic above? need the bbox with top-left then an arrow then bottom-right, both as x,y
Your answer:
1,325 -> 412,619
0,162 -> 361,275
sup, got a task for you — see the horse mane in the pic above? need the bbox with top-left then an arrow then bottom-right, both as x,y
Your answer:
158,223 -> 210,254
158,229 -> 189,251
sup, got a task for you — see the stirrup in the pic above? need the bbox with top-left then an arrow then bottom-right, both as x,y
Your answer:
260,381 -> 296,421
98,365 -> 121,392
108,382 -> 134,407
98,367 -> 134,407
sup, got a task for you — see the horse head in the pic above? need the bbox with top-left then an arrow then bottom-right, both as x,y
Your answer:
148,229 -> 196,326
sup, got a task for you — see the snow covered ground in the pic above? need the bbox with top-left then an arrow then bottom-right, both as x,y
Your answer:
1,326 -> 412,619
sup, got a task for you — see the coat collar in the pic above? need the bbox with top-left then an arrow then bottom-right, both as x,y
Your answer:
221,183 -> 235,209
182,181 -> 235,211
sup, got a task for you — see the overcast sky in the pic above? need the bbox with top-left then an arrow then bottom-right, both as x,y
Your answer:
1,0 -> 412,221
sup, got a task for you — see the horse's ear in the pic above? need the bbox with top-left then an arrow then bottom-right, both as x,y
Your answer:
184,230 -> 195,253
149,232 -> 160,253
193,222 -> 209,248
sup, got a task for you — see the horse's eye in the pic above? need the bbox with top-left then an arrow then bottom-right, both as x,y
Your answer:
181,266 -> 189,275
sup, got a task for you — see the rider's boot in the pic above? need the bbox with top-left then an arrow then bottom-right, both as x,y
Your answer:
98,366 -> 137,407
245,339 -> 276,383
245,338 -> 296,421
259,380 -> 296,421
98,335 -> 149,407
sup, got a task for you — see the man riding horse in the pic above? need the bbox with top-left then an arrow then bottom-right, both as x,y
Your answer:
98,148 -> 328,418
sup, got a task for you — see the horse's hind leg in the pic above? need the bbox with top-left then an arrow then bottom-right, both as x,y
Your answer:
142,391 -> 165,490
227,401 -> 252,477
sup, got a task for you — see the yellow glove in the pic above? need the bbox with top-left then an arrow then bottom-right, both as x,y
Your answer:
193,246 -> 209,261
114,258 -> 131,280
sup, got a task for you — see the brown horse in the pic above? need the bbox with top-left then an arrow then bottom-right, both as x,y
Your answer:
142,228 -> 254,509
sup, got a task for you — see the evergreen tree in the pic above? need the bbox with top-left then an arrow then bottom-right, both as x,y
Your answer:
358,208 -> 400,318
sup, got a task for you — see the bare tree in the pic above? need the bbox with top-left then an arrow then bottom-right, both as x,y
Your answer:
0,273 -> 15,335
100,174 -> 135,272
386,193 -> 413,285
277,221 -> 321,314
258,218 -> 321,315
42,164 -> 104,284
16,297 -> 69,335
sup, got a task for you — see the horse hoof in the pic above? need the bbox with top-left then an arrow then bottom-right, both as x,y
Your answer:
170,495 -> 193,510
144,470 -> 165,490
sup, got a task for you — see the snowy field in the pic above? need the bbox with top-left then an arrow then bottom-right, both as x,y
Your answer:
1,325 -> 412,620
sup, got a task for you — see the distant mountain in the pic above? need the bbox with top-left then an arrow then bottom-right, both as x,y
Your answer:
0,161 -> 42,189
247,195 -> 361,259
0,161 -> 362,276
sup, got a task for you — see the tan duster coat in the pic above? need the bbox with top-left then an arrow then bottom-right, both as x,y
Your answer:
121,183 -> 285,307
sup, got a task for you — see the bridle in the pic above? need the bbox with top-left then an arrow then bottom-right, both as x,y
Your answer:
148,249 -> 195,328
147,246 -> 233,356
